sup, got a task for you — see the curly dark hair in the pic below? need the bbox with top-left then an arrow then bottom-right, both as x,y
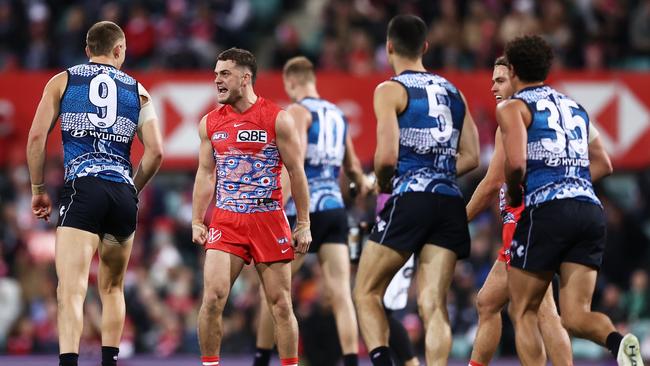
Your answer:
504,35 -> 553,83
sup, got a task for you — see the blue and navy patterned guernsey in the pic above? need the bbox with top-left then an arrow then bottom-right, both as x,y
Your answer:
285,97 -> 348,215
59,63 -> 140,186
391,71 -> 466,197
512,85 -> 600,207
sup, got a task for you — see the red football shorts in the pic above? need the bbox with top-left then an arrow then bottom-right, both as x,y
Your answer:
205,208 -> 294,264
498,221 -> 516,264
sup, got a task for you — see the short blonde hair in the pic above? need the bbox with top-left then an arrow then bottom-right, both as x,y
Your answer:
86,21 -> 125,56
283,56 -> 315,84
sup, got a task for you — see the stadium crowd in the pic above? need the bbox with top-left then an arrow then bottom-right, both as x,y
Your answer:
0,0 -> 649,72
0,0 -> 649,363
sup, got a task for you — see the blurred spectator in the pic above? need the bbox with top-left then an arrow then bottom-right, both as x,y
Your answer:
622,270 -> 650,322
597,284 -> 628,326
124,4 -> 156,68
0,0 -> 647,71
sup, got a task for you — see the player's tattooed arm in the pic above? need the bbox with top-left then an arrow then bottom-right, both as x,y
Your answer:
373,81 -> 404,194
26,71 -> 67,221
456,92 -> 480,176
192,115 -> 216,245
133,83 -> 164,194
466,128 -> 506,221
496,99 -> 528,207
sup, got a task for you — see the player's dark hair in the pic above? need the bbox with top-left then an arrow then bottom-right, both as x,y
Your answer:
504,35 -> 553,83
86,21 -> 125,56
283,56 -> 315,84
217,47 -> 258,84
494,55 -> 509,67
387,14 -> 428,59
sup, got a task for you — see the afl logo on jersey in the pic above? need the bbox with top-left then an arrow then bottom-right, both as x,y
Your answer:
71,129 -> 88,138
212,131 -> 228,141
237,130 -> 267,143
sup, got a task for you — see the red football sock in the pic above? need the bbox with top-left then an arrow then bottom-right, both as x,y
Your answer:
469,361 -> 485,366
281,357 -> 299,366
201,356 -> 220,365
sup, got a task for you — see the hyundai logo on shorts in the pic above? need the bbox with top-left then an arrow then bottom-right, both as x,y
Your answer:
71,129 -> 88,138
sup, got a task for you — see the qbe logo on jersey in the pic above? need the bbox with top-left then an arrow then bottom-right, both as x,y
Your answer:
237,130 -> 267,143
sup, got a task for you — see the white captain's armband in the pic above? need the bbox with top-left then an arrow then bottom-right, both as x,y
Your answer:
137,83 -> 158,127
588,123 -> 599,144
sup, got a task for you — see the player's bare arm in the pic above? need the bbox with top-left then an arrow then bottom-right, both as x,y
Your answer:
373,81 -> 405,193
588,133 -> 613,181
280,103 -> 311,204
496,99 -> 529,207
466,128 -> 506,221
456,92 -> 480,177
26,71 -> 67,221
276,110 -> 312,253
343,132 -> 369,197
133,83 -> 164,194
192,115 -> 216,245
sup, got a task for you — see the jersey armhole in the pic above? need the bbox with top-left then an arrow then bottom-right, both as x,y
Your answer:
57,70 -> 71,119
388,79 -> 409,117
135,80 -> 142,109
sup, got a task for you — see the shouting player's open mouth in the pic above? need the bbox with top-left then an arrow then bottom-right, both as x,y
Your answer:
217,86 -> 228,97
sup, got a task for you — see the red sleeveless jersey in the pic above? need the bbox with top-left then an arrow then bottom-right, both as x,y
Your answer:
498,183 -> 525,263
205,97 -> 284,213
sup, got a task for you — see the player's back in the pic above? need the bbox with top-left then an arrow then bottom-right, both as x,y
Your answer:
287,97 -> 347,214
59,62 -> 141,186
207,97 -> 284,213
512,85 -> 599,207
391,71 -> 466,197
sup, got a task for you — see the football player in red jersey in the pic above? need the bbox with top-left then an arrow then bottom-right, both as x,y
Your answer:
465,56 -> 613,366
191,48 -> 311,366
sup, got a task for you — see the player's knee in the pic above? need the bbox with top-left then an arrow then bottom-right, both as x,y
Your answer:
476,289 -> 501,316
268,294 -> 293,321
99,274 -> 125,295
327,282 -> 351,305
57,279 -> 88,301
201,287 -> 229,313
352,285 -> 374,306
560,312 -> 580,334
417,293 -> 445,319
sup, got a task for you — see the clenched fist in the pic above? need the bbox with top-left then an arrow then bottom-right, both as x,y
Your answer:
192,222 -> 208,245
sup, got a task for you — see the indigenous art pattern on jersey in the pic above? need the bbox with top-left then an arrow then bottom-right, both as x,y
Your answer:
214,143 -> 282,213
512,85 -> 599,207
285,97 -> 347,215
390,71 -> 466,197
59,63 -> 140,185
207,97 -> 284,214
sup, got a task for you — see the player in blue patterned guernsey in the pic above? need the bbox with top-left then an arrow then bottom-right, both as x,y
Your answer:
26,21 -> 164,366
467,56 -> 615,366
252,56 -> 368,366
498,35 -> 644,366
353,15 -> 480,366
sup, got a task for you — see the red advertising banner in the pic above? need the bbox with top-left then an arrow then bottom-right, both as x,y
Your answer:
1,71 -> 649,170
